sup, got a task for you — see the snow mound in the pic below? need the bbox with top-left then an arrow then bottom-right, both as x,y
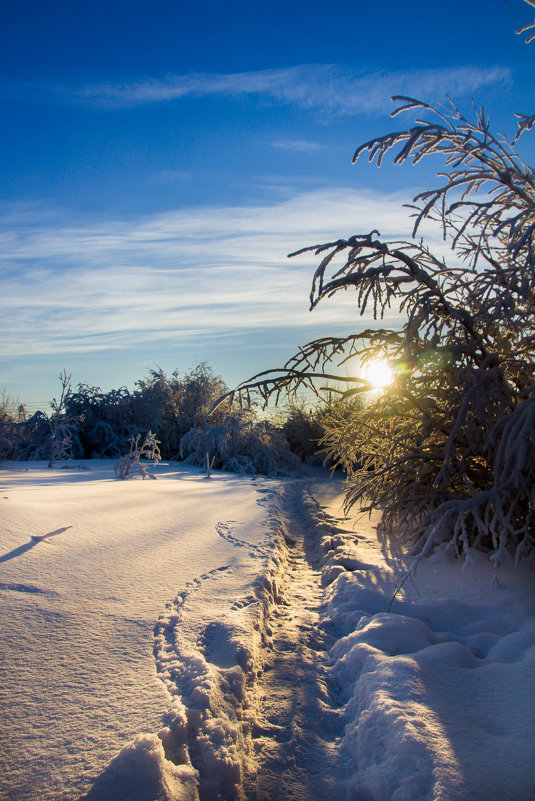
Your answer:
84,733 -> 198,801
303,483 -> 535,801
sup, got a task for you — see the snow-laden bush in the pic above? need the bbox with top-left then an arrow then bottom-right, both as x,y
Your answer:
87,420 -> 123,458
220,93 -> 535,565
180,412 -> 302,476
7,372 -> 81,465
275,403 -> 326,464
0,392 -> 23,460
66,384 -> 139,458
62,363 -> 230,461
134,363 -> 230,458
10,411 -> 49,460
9,362 -> 320,471
115,431 -> 162,480
0,411 -> 14,461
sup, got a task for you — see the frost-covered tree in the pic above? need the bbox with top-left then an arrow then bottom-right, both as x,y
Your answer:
180,410 -> 302,476
0,410 -> 11,461
66,384 -> 137,457
51,363 -> 309,470
219,29 -> 535,565
133,363 -> 230,458
47,370 -> 79,468
0,392 -> 27,460
271,401 -> 332,465
114,431 -> 162,479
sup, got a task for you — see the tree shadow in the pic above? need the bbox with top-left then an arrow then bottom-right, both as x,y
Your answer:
0,526 -> 71,563
0,541 -> 37,563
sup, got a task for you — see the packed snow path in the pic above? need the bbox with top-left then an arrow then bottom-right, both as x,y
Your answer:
244,483 -> 348,801
143,479 -> 349,801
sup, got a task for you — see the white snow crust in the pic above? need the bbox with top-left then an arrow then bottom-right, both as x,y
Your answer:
1,462 -> 534,801
0,461 -> 282,800
306,478 -> 535,801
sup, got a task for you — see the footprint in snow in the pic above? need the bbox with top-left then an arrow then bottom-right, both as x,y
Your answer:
216,521 -> 268,555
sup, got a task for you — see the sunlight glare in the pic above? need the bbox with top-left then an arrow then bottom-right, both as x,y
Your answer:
364,359 -> 393,389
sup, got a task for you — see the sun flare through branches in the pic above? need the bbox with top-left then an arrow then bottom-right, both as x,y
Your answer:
362,358 -> 394,390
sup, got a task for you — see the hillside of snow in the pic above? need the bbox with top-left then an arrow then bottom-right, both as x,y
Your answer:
0,461 -> 534,801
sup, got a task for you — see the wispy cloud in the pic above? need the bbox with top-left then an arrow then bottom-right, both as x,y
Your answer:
1,188 -> 425,359
269,140 -> 324,152
41,64 -> 510,116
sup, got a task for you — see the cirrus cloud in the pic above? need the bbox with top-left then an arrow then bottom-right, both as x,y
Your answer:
0,187 -> 425,359
25,63 -> 511,117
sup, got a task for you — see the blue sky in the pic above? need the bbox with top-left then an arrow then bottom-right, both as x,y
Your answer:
1,0 -> 534,409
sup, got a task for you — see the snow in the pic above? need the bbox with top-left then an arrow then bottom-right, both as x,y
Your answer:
0,461 -> 278,800
307,479 -> 535,801
1,461 -> 534,800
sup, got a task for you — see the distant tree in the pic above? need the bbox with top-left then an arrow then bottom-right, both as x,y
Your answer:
66,384 -> 136,458
8,362 -> 316,472
47,370 -> 79,467
134,363 -> 229,458
57,362 -> 305,473
180,409 -> 302,476
0,391 -> 21,460
219,31 -> 535,564
0,391 -> 15,459
272,402 -> 327,464
0,410 -> 11,460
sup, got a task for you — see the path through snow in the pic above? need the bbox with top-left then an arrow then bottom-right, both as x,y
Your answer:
246,482 -> 348,801
0,462 -> 277,801
1,462 -> 534,801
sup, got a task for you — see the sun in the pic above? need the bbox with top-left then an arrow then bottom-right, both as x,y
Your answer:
363,359 -> 393,389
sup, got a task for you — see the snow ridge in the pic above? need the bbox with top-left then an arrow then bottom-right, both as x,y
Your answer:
149,485 -> 289,801
302,483 -> 535,801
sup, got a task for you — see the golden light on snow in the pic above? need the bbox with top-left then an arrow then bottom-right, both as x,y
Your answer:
363,359 -> 394,389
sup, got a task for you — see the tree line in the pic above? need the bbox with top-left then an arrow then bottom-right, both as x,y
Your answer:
0,363 -> 326,475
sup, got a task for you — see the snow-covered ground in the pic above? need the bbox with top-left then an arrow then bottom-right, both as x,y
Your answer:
306,481 -> 535,801
0,461 -> 280,800
1,461 -> 534,801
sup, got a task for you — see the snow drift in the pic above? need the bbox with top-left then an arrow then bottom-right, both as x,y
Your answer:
1,462 -> 534,801
304,481 -> 535,801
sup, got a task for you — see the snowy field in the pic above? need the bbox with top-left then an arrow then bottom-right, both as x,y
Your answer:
0,461 -> 534,801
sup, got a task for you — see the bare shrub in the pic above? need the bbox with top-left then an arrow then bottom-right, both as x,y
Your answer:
47,371 -> 79,468
114,431 -> 162,480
